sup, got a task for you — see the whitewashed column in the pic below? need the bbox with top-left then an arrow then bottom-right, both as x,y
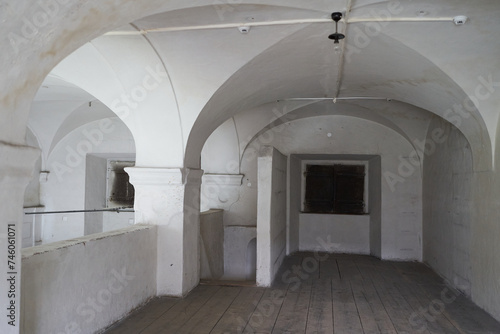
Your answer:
126,167 -> 203,297
0,143 -> 39,334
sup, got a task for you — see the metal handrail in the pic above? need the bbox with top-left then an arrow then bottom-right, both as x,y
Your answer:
24,207 -> 134,215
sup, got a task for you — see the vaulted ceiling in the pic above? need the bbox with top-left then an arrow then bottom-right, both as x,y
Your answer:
28,0 -> 500,170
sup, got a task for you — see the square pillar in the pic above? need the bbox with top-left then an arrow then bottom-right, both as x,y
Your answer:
257,146 -> 287,287
0,143 -> 39,334
126,167 -> 203,297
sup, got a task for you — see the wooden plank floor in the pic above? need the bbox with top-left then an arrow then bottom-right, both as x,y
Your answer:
104,253 -> 500,334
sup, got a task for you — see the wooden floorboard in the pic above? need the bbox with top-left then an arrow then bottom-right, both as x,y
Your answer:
210,287 -> 265,334
242,288 -> 287,334
104,297 -> 178,334
354,261 -> 397,334
305,279 -> 334,334
177,286 -> 241,334
272,281 -> 312,333
331,278 -> 364,333
140,285 -> 221,334
105,253 -> 500,334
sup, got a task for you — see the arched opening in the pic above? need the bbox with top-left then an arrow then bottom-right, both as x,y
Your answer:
4,1 -> 500,333
24,77 -> 136,245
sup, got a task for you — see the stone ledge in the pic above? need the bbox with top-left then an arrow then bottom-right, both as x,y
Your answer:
21,224 -> 155,258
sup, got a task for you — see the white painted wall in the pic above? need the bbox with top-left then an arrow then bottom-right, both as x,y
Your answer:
1,2 -> 500,333
223,226 -> 256,281
22,208 -> 44,248
21,225 -> 157,334
292,155 -> 380,255
419,115 -> 500,323
423,117 -> 473,295
201,113 -> 423,282
470,155 -> 500,321
287,155 -> 301,255
257,146 -> 287,286
201,120 -> 240,175
102,212 -> 135,233
41,117 -> 135,244
85,154 -> 136,235
200,174 -> 245,227
24,129 -> 42,208
369,156 -> 382,258
299,214 -> 370,254
84,154 -> 107,235
200,209 -> 224,280
126,167 -> 203,297
0,144 -> 39,334
241,116 -> 423,261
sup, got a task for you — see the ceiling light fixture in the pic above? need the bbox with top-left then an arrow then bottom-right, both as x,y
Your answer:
238,26 -> 250,34
453,15 -> 468,25
328,12 -> 345,44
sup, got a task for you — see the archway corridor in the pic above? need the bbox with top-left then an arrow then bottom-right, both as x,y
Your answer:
3,1 -> 500,333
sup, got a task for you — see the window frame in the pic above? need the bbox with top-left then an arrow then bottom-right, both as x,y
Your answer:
301,160 -> 369,215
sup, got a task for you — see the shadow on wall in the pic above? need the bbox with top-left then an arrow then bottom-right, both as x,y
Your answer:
223,226 -> 256,281
246,238 -> 257,281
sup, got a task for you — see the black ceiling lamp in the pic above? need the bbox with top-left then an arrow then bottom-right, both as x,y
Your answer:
328,12 -> 345,44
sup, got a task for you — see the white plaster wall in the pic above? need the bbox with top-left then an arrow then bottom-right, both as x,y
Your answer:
241,116 -> 423,261
299,214 -> 370,254
0,144 -> 39,334
202,114 -> 422,282
85,154 -> 136,235
201,119 -> 240,175
126,168 -> 203,297
200,174 -> 245,231
287,155 -> 301,255
369,156 -> 382,258
257,146 -> 287,286
1,2 -> 499,333
21,225 -> 157,334
471,158 -> 500,322
84,155 -> 107,235
223,226 -> 256,281
24,129 -> 42,208
423,117 -> 473,294
291,156 -> 377,255
22,208 -> 44,248
200,209 -> 224,280
41,118 -> 135,244
420,115 -> 500,324
103,212 -> 135,232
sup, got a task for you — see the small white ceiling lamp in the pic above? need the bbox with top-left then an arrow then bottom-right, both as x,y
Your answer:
453,15 -> 468,25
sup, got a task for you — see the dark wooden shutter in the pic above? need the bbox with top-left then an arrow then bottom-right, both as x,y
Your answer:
304,165 -> 335,213
333,164 -> 365,214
